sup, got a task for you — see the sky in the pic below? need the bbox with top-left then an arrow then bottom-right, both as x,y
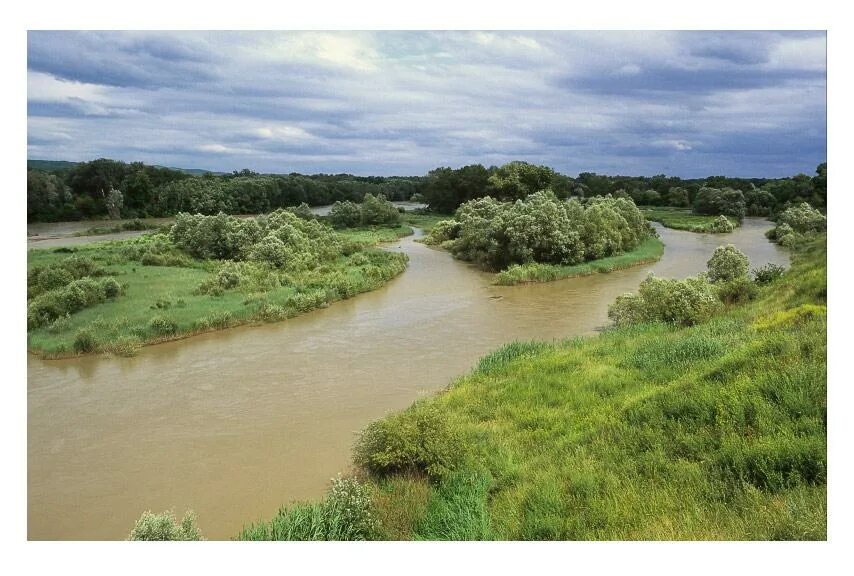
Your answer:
27,31 -> 826,178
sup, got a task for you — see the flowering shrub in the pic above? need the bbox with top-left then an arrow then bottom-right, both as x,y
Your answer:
323,475 -> 378,540
608,274 -> 722,327
709,215 -> 735,233
706,245 -> 749,283
128,510 -> 203,541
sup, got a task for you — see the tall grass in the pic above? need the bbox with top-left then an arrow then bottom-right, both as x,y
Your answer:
495,237 -> 664,285
352,235 -> 826,540
642,207 -> 739,233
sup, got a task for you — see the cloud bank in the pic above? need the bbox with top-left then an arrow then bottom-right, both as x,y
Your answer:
27,31 -> 826,177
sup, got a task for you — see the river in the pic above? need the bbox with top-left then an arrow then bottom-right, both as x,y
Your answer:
27,218 -> 788,540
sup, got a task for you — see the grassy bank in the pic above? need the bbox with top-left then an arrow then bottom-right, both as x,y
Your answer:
243,236 -> 825,540
403,212 -> 446,234
27,224 -> 410,358
642,207 -> 739,233
495,237 -> 665,285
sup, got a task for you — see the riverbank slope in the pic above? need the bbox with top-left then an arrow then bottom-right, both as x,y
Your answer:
361,235 -> 826,539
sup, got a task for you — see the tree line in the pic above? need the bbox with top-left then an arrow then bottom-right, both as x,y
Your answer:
27,158 -> 423,222
27,157 -> 826,222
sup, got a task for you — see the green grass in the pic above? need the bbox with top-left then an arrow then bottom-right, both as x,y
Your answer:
495,237 -> 665,285
403,212 -> 446,233
27,229 -> 409,358
642,207 -> 739,233
334,224 -> 413,246
359,235 -> 826,540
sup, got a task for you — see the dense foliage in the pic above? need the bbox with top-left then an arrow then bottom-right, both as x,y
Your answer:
27,158 -> 826,222
609,244 -> 763,327
766,203 -> 827,248
426,192 -> 651,271
27,158 -> 423,221
128,510 -> 203,541
692,187 -> 747,219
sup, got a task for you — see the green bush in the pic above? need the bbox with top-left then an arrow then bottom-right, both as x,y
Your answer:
101,277 -> 122,298
709,215 -> 735,233
423,219 -> 461,245
446,192 -> 649,271
752,263 -> 786,285
608,274 -> 722,327
354,404 -> 466,481
776,203 -> 826,234
72,329 -> 97,354
149,315 -> 178,336
128,510 -> 203,541
328,200 -> 362,228
360,193 -> 401,226
716,276 -> 759,305
286,202 -> 314,220
707,244 -> 750,283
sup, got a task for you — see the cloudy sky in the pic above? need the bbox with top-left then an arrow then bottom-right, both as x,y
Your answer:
27,31 -> 826,178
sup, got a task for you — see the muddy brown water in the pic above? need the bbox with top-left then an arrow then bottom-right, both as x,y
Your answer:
27,218 -> 788,540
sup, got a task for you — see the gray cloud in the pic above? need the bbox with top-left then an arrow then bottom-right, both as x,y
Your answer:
27,31 -> 826,178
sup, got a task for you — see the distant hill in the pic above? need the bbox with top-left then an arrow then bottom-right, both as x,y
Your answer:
27,159 -> 79,173
27,159 -> 220,176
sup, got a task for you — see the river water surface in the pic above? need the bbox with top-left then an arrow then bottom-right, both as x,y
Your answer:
27,218 -> 787,539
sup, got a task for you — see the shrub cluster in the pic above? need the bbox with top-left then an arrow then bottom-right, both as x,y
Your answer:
708,215 -> 735,233
767,203 -> 827,248
354,403 -> 466,481
169,209 -> 342,270
328,193 -> 401,228
609,244 -> 768,326
27,255 -> 105,299
426,192 -> 650,271
128,510 -> 203,541
28,275 -> 123,329
608,275 -> 722,327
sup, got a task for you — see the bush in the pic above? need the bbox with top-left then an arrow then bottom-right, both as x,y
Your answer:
128,510 -> 203,541
608,274 -> 722,327
716,276 -> 759,305
323,475 -> 378,540
286,202 -> 314,220
423,219 -> 460,245
360,193 -> 401,226
752,263 -> 786,285
249,234 -> 290,268
149,315 -> 178,336
354,403 -> 466,481
776,203 -> 826,234
707,244 -> 750,283
72,329 -> 97,354
27,276 -> 114,329
328,200 -> 362,228
709,215 -> 735,233
101,277 -> 122,298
